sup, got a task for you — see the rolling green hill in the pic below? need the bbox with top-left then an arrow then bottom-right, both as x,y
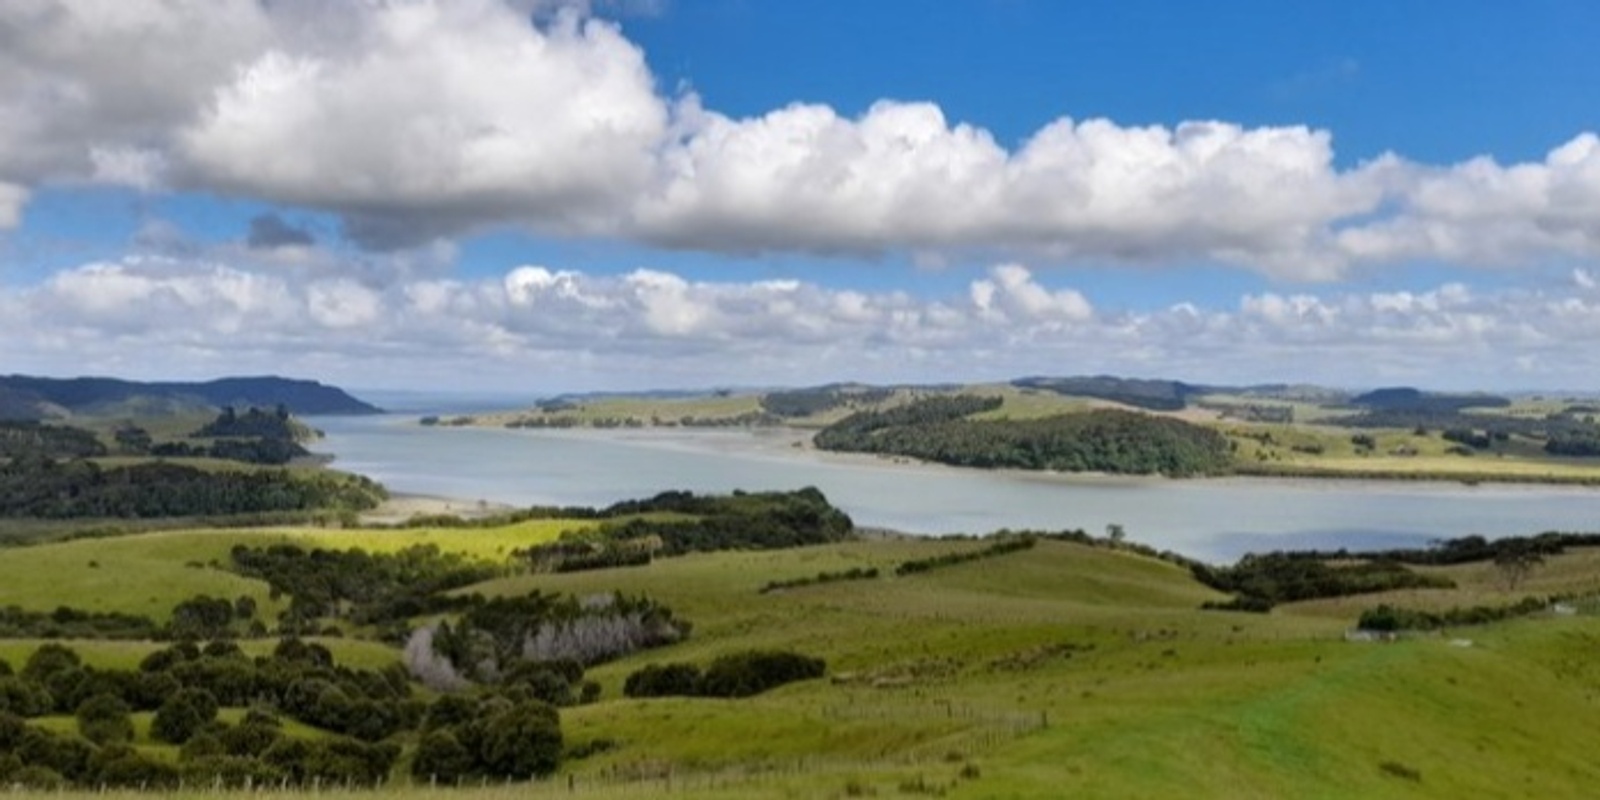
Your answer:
2,513 -> 1600,797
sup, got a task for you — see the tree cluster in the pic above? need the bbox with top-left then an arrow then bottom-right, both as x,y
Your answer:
1543,429 -> 1600,456
595,487 -> 855,555
1250,532 -> 1587,568
229,543 -> 501,637
759,386 -> 894,418
193,406 -> 296,439
0,605 -> 162,640
1357,596 -> 1551,631
410,697 -> 562,785
169,595 -> 263,640
515,535 -> 659,574
0,458 -> 384,519
1191,552 -> 1453,610
129,407 -> 314,465
406,591 -> 688,694
0,638 -> 422,789
0,422 -> 106,459
623,650 -> 826,699
817,403 -> 1233,477
814,395 -> 1002,446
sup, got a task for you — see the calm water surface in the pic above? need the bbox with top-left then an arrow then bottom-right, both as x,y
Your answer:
310,414 -> 1600,562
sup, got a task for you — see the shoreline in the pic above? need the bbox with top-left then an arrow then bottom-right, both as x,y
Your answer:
456,421 -> 1600,495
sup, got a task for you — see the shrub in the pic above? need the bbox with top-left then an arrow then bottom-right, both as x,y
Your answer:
17,727 -> 93,782
0,676 -> 53,717
21,643 -> 80,683
478,701 -> 563,780
75,693 -> 134,745
623,663 -> 703,698
411,730 -> 474,785
697,650 -> 826,698
0,711 -> 25,749
422,694 -> 480,733
1379,760 -> 1422,781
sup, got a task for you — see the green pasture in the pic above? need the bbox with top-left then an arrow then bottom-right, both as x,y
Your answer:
466,538 -> 1600,797
0,519 -> 586,622
4,527 -> 1600,796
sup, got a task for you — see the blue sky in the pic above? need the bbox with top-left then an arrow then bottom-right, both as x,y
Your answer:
2,1 -> 1599,392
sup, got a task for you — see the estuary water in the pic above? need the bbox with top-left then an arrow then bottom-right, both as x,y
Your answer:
309,414 -> 1600,562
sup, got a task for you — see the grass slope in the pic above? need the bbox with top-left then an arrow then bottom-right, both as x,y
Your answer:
465,538 -> 1600,798
4,527 -> 1600,797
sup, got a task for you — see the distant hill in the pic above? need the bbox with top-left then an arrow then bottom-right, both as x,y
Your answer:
0,375 -> 382,420
1012,375 -> 1199,411
1350,387 -> 1510,413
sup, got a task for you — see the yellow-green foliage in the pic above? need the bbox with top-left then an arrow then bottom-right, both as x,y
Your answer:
273,517 -> 584,560
0,532 -> 280,623
0,519 -> 587,622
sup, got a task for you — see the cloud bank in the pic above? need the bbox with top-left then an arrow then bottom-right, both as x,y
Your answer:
5,252 -> 1597,391
1,0 -> 1598,278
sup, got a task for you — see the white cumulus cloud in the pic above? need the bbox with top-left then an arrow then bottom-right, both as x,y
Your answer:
0,0 -> 1597,281
179,1 -> 666,247
6,251 -> 1600,390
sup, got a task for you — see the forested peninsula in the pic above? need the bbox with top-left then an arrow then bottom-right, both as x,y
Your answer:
812,397 -> 1233,477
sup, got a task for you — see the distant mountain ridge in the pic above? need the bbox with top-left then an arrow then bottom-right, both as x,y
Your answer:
1349,387 -> 1511,413
0,375 -> 382,420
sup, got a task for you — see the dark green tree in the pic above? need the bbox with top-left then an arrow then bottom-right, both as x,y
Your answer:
74,693 -> 134,746
479,701 -> 562,780
1494,543 -> 1544,591
411,730 -> 474,785
20,643 -> 81,684
151,688 -> 219,744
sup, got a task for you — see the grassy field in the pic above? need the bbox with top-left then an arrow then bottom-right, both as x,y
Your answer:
542,541 -> 1600,798
5,524 -> 1600,797
0,519 -> 586,622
